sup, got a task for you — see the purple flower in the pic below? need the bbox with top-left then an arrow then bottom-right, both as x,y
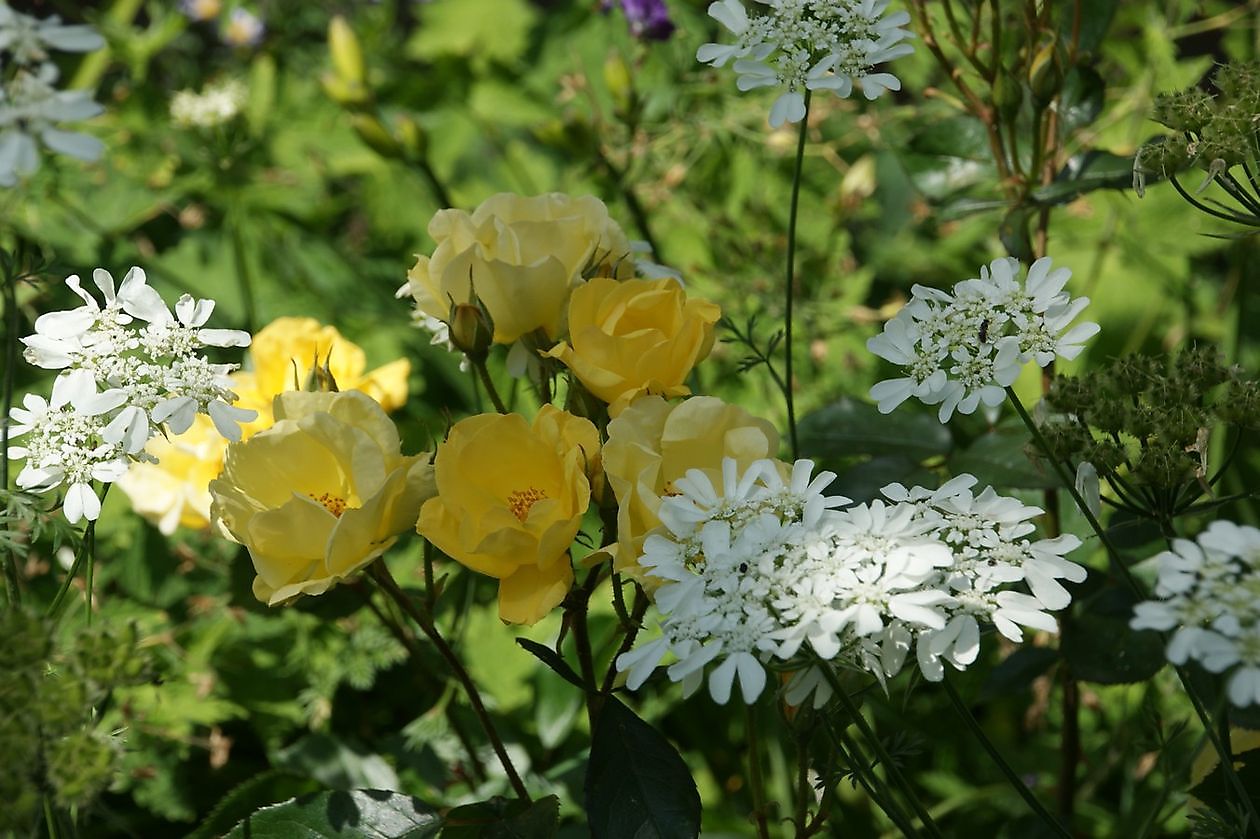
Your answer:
603,0 -> 674,41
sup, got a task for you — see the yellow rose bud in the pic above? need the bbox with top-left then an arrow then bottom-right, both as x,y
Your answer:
417,405 -> 599,625
407,193 -> 634,346
603,396 -> 779,576
448,301 -> 494,359
210,391 -> 436,605
544,276 -> 720,417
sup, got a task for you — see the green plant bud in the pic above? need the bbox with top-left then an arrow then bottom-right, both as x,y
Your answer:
320,71 -> 370,107
1028,40 -> 1064,106
1088,395 -> 1131,436
350,113 -> 402,158
46,731 -> 116,809
395,115 -> 428,160
1133,443 -> 1191,489
1160,404 -> 1205,445
1087,439 -> 1128,472
328,16 -> 366,88
1215,59 -> 1260,112
448,302 -> 494,360
1199,109 -> 1252,166
991,67 -> 1023,120
1218,380 -> 1260,428
1176,346 -> 1231,390
1047,374 -> 1091,415
604,53 -> 634,114
1153,88 -> 1214,133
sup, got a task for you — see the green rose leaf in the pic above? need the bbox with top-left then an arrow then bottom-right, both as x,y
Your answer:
798,397 -> 953,461
224,789 -> 442,838
1060,587 -> 1167,685
586,698 -> 701,839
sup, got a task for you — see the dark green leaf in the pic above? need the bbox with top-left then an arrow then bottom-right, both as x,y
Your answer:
949,427 -> 1058,490
275,735 -> 400,791
1058,67 -> 1105,136
798,398 -> 952,461
1060,587 -> 1166,685
1031,151 -> 1135,205
186,771 -> 321,839
516,638 -> 586,689
1057,0 -> 1118,55
224,789 -> 442,838
979,647 -> 1060,702
586,698 -> 701,839
443,795 -> 560,838
832,456 -> 936,504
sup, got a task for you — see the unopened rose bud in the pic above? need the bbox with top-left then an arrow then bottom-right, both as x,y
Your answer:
328,16 -> 365,88
1028,41 -> 1063,106
350,113 -> 401,157
449,302 -> 494,360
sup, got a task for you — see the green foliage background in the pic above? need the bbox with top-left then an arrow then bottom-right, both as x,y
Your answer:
4,0 -> 1260,836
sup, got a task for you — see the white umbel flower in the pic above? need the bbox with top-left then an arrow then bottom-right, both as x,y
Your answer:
616,459 -> 1086,704
7,267 -> 255,523
867,256 -> 1099,422
697,0 -> 914,127
1131,521 -> 1260,708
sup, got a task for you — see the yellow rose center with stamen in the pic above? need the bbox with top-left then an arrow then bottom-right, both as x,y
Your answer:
310,491 -> 348,518
508,487 -> 547,522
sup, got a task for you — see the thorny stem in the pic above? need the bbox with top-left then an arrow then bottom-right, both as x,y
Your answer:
368,562 -> 531,801
600,578 -> 648,694
784,93 -> 810,461
570,568 -> 601,721
745,704 -> 771,839
941,677 -> 1072,838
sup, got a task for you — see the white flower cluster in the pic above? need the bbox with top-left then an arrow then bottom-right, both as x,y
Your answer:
170,79 -> 247,129
7,267 -> 254,523
1130,521 -> 1260,708
616,459 -> 1087,706
697,0 -> 914,127
0,4 -> 105,187
867,256 -> 1100,423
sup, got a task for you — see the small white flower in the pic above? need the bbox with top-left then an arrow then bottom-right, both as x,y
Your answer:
1131,521 -> 1260,707
868,256 -> 1097,423
696,0 -> 914,126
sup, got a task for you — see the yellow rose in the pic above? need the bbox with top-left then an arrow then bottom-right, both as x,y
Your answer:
115,414 -> 224,534
603,396 -> 780,576
544,277 -> 720,417
235,316 -> 411,436
117,317 -> 411,534
407,193 -> 633,345
417,405 -> 599,625
209,390 -> 435,605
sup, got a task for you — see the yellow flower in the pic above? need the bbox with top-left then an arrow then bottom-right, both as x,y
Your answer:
417,405 -> 599,625
117,317 -> 411,534
114,414 -> 224,534
406,193 -> 633,345
603,396 -> 779,576
235,316 -> 410,436
544,277 -> 719,417
209,391 -> 435,605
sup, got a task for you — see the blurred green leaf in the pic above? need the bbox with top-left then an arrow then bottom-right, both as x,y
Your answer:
275,734 -> 400,791
443,795 -> 560,838
1057,0 -> 1118,55
949,425 -> 1058,490
979,647 -> 1060,702
406,0 -> 536,67
1031,151 -> 1135,206
798,397 -> 953,461
831,456 -> 936,504
585,698 -> 700,839
1060,587 -> 1166,685
224,789 -> 442,838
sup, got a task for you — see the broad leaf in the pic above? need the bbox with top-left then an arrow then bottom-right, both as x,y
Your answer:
443,795 -> 560,838
1032,151 -> 1135,206
948,427 -> 1058,490
586,698 -> 701,839
224,789 -> 442,838
798,397 -> 952,461
1060,587 -> 1166,685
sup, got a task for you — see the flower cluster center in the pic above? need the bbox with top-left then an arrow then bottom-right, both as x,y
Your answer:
508,487 -> 548,521
310,491 -> 348,518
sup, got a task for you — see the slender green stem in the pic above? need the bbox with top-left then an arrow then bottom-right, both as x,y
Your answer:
2,262 -> 21,607
44,795 -> 60,839
825,717 -> 920,837
471,358 -> 509,414
818,664 -> 944,837
228,217 -> 258,334
1005,386 -> 1260,831
368,562 -> 531,801
84,521 -> 95,625
745,704 -> 771,839
783,95 -> 810,461
417,158 -> 454,210
942,677 -> 1071,838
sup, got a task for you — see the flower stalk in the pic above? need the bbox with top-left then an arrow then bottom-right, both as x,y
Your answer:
783,92 -> 809,461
